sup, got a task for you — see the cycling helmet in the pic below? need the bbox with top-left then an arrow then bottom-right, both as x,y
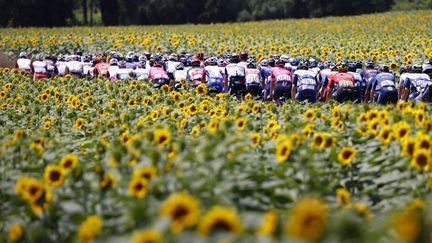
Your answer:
309,58 -> 318,68
268,58 -> 276,67
247,61 -> 256,69
35,54 -> 44,61
290,58 -> 299,66
176,63 -> 185,70
260,58 -> 269,67
240,50 -> 248,61
137,61 -> 146,69
422,60 -> 432,73
169,53 -> 178,61
276,57 -> 288,67
191,57 -> 201,67
112,53 -> 121,61
355,60 -> 363,70
347,62 -> 356,72
412,64 -> 422,73
298,61 -> 308,70
144,51 -> 151,60
205,57 -> 218,66
378,64 -> 390,73
109,58 -> 119,66
118,60 -> 127,68
217,58 -> 226,67
125,53 -> 134,62
58,55 -> 65,62
365,60 -> 375,68
337,62 -> 349,72
230,53 -> 240,63
19,52 -> 28,59
138,55 -> 147,62
83,54 -> 92,63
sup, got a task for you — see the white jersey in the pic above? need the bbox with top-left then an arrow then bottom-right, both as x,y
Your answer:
133,68 -> 149,80
348,71 -> 362,84
225,64 -> 245,80
166,61 -> 180,75
82,62 -> 93,77
32,61 -> 47,73
238,61 -> 248,69
205,65 -> 224,81
404,73 -> 431,93
16,58 -> 32,71
174,69 -> 188,83
67,61 -> 83,75
310,67 -> 321,76
45,60 -> 55,73
116,68 -> 134,80
56,61 -> 69,76
108,66 -> 119,81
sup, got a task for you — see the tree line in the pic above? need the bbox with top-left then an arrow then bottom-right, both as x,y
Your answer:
0,0 -> 430,27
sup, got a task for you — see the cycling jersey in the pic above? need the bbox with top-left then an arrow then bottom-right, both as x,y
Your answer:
133,68 -> 149,80
16,58 -> 32,72
116,68 -> 134,80
32,61 -> 48,80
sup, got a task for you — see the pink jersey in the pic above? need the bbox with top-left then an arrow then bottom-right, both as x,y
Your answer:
149,67 -> 169,81
271,67 -> 292,83
245,69 -> 261,84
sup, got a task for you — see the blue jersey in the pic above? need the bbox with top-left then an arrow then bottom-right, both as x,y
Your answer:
372,72 -> 396,91
260,67 -> 271,84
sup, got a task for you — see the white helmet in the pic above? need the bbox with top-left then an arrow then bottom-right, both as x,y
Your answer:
19,52 -> 28,58
109,58 -> 119,65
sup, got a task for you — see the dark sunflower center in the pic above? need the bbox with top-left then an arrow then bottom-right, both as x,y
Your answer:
173,205 -> 189,219
315,136 -> 323,145
210,219 -> 233,233
342,151 -> 353,160
281,146 -> 288,156
382,131 -> 389,139
238,121 -> 244,127
420,141 -> 430,149
159,135 -> 167,144
134,183 -> 143,191
417,154 -> 428,167
29,186 -> 39,195
399,129 -> 407,137
303,215 -> 321,228
49,170 -> 61,181
408,143 -> 414,155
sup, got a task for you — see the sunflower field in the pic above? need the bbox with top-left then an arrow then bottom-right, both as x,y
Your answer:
1,10 -> 432,243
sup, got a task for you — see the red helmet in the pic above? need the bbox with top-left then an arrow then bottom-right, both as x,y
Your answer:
191,57 -> 201,67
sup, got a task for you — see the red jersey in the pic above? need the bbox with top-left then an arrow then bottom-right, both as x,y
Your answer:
94,63 -> 110,77
271,67 -> 292,83
149,67 -> 169,81
327,72 -> 355,89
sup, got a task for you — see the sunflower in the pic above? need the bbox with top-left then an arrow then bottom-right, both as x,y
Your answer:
195,84 -> 207,95
74,118 -> 86,129
285,197 -> 328,241
44,164 -> 66,187
198,206 -> 242,236
336,188 -> 350,207
22,178 -> 44,203
402,137 -> 416,158
161,84 -> 170,93
78,215 -> 103,243
394,121 -> 410,141
378,125 -> 393,145
133,166 -> 157,180
410,149 -> 431,171
60,154 -> 79,171
12,128 -> 25,143
160,192 -> 200,233
257,211 -> 278,236
207,119 -> 219,134
415,111 -> 425,125
128,177 -> 149,199
8,223 -> 23,243
153,127 -> 171,146
338,147 -> 357,166
99,172 -> 117,190
414,132 -> 431,151
276,139 -> 292,163
303,109 -> 316,121
30,186 -> 52,215
391,211 -> 420,243
236,117 -> 247,130
367,119 -> 380,136
249,132 -> 261,147
312,132 -> 327,149
351,203 -> 372,219
131,229 -> 161,243
187,104 -> 198,115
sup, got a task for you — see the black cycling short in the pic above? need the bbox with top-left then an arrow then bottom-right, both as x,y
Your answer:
246,83 -> 262,96
273,82 -> 292,100
332,87 -> 358,103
